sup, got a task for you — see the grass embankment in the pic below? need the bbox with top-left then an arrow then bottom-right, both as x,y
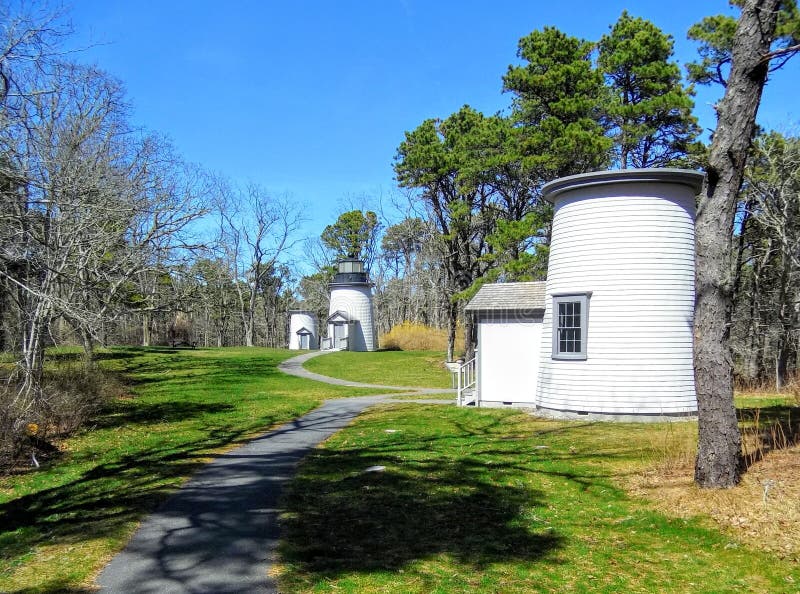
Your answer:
0,347 -> 381,593
278,403 -> 800,593
304,350 -> 452,389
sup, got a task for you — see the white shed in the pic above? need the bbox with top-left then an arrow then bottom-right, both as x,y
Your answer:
465,282 -> 545,407
288,310 -> 317,350
462,168 -> 704,421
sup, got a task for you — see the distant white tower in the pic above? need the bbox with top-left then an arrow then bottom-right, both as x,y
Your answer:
324,259 -> 376,351
288,310 -> 317,350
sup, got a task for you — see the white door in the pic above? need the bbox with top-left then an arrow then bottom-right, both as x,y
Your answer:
333,323 -> 345,347
479,318 -> 542,404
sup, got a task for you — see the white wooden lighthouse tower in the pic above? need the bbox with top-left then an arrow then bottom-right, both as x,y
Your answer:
323,259 -> 376,351
536,168 -> 702,419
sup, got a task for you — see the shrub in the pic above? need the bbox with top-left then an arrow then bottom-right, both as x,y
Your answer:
380,322 -> 464,353
0,363 -> 123,471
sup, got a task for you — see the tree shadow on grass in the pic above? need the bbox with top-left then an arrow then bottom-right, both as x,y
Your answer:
102,350 -> 286,391
739,404 -> 800,467
0,421 -> 274,589
92,400 -> 236,429
279,445 -> 565,579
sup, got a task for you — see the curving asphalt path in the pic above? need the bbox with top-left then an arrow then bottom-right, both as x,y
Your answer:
278,350 -> 455,398
97,351 -> 454,593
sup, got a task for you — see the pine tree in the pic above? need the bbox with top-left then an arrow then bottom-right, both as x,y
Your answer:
598,11 -> 700,168
503,27 -> 612,177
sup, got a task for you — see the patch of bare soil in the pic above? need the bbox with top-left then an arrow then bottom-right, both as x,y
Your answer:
629,445 -> 800,561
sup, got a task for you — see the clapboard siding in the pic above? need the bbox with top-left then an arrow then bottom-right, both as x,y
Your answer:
329,285 -> 376,351
536,175 -> 699,416
288,311 -> 317,350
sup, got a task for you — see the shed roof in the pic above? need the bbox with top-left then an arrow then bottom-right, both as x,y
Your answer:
464,281 -> 546,313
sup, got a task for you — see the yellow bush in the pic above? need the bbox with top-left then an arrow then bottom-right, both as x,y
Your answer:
380,322 -> 464,353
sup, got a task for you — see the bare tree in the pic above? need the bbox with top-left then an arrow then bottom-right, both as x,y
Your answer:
0,9 -> 210,450
218,183 -> 302,347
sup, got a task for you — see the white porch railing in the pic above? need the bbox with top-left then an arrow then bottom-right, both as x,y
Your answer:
455,357 -> 477,406
320,336 -> 349,351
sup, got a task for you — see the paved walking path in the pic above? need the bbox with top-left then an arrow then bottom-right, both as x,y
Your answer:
277,350 -> 454,396
97,351 -> 454,593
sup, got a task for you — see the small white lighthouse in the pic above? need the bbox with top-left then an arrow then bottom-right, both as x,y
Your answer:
288,310 -> 317,350
324,259 -> 376,351
536,168 -> 702,419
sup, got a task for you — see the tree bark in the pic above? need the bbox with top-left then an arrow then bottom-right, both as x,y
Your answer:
142,312 -> 152,347
694,0 -> 781,488
464,316 -> 476,361
446,300 -> 457,362
80,327 -> 96,366
775,342 -> 790,390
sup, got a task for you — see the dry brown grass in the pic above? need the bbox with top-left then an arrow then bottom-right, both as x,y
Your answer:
629,425 -> 800,562
380,322 -> 465,354
735,371 -> 800,404
790,379 -> 800,405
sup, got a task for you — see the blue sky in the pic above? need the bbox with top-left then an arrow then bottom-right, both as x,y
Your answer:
65,0 -> 800,242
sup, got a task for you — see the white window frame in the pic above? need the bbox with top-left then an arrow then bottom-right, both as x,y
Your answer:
552,293 -> 589,360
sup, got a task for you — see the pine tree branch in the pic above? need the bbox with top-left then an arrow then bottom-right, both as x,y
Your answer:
760,42 -> 800,65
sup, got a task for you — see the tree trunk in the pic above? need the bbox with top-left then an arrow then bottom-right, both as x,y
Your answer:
464,315 -> 476,361
694,0 -> 780,488
17,295 -> 50,411
775,342 -> 790,390
446,301 -> 457,362
80,327 -> 96,367
142,312 -> 152,347
245,313 -> 255,347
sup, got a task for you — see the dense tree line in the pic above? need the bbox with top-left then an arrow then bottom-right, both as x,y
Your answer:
732,131 -> 800,391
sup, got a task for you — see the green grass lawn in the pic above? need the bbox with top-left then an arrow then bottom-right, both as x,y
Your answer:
303,350 -> 453,389
3,347 -> 798,593
735,391 -> 797,409
0,346 -> 383,593
278,404 -> 799,593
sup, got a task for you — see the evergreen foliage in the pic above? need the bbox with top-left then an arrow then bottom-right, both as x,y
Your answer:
599,11 -> 701,168
320,210 -> 380,264
503,27 -> 611,176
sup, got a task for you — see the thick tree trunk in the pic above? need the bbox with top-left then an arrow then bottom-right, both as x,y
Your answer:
80,327 -> 96,366
464,315 -> 476,361
775,343 -> 790,390
694,0 -> 780,488
245,314 -> 255,347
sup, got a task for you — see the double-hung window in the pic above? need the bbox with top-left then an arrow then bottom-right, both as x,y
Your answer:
552,294 -> 589,360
